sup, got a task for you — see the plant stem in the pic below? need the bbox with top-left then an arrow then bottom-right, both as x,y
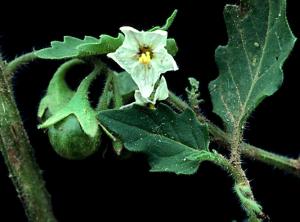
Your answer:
96,69 -> 113,111
199,152 -> 264,221
111,71 -> 124,155
243,143 -> 300,176
112,71 -> 123,109
0,60 -> 56,221
96,66 -> 124,155
5,52 -> 37,81
230,127 -> 264,221
167,92 -> 300,178
171,90 -> 264,220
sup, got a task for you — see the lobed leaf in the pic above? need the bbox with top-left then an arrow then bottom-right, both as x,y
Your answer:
209,0 -> 296,132
35,34 -> 124,59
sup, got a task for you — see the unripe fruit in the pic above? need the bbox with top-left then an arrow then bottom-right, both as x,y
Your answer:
47,114 -> 100,160
38,59 -> 101,159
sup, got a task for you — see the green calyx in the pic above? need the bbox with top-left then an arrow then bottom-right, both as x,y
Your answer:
38,59 -> 102,159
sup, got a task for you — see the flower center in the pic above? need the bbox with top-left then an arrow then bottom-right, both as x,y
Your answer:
138,47 -> 153,65
139,51 -> 151,64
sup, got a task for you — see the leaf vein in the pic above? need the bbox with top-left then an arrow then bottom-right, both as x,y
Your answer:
104,115 -> 201,152
220,92 -> 236,124
230,12 -> 254,79
237,0 -> 272,126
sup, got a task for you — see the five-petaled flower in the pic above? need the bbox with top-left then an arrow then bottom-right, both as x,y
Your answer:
107,26 -> 178,99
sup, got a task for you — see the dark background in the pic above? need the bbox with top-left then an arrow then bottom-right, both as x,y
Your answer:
1,0 -> 300,221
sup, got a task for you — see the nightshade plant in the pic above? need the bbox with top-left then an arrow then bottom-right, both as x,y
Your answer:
0,0 -> 299,221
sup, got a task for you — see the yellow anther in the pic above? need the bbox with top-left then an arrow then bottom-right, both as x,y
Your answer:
148,103 -> 156,110
139,51 -> 151,64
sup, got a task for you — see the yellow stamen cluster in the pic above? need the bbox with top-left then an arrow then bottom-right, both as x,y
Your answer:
139,51 -> 151,65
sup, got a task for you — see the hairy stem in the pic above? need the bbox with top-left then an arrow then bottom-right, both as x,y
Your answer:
169,91 -> 264,220
243,143 -> 300,176
230,127 -> 264,221
167,92 -> 300,177
96,67 -> 124,155
230,127 -> 243,164
111,71 -> 124,155
0,60 -> 56,221
5,52 -> 37,81
112,72 -> 123,109
199,151 -> 263,221
96,70 -> 113,111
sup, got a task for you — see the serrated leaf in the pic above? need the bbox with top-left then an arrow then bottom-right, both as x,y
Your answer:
77,34 -> 124,55
99,104 -> 210,175
35,34 -> 124,59
209,0 -> 296,132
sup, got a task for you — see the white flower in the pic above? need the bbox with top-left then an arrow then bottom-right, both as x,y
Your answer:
107,26 -> 178,98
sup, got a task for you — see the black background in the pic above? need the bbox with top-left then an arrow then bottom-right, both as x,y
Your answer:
1,0 -> 300,221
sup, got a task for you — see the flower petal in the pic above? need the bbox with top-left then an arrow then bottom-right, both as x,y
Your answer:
107,47 -> 138,74
120,90 -> 148,109
152,48 -> 178,74
142,30 -> 168,50
153,76 -> 169,103
134,90 -> 150,105
133,76 -> 169,106
120,26 -> 143,49
130,63 -> 161,98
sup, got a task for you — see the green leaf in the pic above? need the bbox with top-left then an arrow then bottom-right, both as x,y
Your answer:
35,34 -> 124,60
99,104 -> 210,175
150,9 -> 178,31
166,38 -> 178,56
209,0 -> 296,132
78,34 -> 124,55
